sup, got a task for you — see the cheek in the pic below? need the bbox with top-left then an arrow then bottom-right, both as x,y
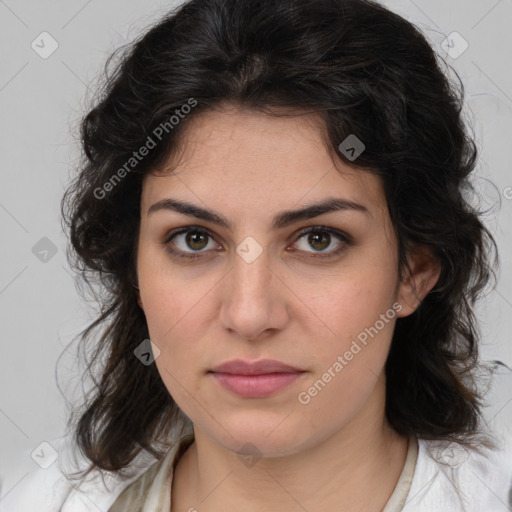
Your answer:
297,255 -> 399,405
143,283 -> 209,402
142,284 -> 209,357
137,247 -> 208,339
137,266 -> 220,396
296,280 -> 397,426
306,262 -> 398,340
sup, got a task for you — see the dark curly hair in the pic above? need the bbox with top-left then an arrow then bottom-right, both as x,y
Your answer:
60,0 -> 500,481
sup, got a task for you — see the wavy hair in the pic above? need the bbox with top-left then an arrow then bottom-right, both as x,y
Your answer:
60,0 -> 500,480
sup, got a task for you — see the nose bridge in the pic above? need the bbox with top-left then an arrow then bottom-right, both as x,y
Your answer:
230,239 -> 274,304
219,237 -> 287,339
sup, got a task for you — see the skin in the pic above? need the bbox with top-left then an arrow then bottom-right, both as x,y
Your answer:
136,103 -> 441,512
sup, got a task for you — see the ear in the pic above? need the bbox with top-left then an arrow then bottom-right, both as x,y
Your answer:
395,244 -> 441,318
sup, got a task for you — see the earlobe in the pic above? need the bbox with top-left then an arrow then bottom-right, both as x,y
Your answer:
395,244 -> 441,318
137,291 -> 144,311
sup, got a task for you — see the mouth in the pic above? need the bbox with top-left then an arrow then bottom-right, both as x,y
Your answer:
208,358 -> 306,398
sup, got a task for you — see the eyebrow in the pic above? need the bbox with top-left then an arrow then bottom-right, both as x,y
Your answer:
147,197 -> 371,230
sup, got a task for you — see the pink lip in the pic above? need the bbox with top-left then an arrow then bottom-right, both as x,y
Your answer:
209,359 -> 305,398
210,358 -> 302,374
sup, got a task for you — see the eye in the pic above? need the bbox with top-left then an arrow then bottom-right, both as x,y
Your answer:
289,226 -> 351,259
162,225 -> 352,260
163,227 -> 220,259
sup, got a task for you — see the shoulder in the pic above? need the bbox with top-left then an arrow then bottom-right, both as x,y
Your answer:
402,436 -> 512,512
106,457 -> 164,512
107,434 -> 195,512
0,435 -> 159,512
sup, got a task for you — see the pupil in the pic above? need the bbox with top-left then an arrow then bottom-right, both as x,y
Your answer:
309,232 -> 329,251
187,231 -> 207,250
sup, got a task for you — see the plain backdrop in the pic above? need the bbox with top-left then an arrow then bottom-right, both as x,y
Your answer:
1,0 -> 511,501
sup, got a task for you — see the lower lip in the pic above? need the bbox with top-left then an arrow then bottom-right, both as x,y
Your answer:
210,372 -> 304,398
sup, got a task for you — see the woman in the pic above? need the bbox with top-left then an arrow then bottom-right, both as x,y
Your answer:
3,0 -> 511,510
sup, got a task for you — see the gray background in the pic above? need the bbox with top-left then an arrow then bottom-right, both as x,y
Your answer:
1,0 -> 511,501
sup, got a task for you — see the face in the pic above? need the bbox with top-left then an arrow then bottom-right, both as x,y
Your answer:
136,104 -> 430,457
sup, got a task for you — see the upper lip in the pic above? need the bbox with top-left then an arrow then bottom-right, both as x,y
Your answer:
209,359 -> 303,375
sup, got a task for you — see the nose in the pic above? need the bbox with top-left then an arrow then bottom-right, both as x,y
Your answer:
219,245 -> 290,341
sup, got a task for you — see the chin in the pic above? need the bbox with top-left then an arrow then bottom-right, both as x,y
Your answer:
204,415 -> 317,459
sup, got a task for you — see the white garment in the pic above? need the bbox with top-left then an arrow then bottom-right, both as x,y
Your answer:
1,433 -> 511,512
403,438 -> 512,511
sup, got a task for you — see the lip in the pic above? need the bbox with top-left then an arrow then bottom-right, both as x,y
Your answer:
208,359 -> 305,398
209,358 -> 303,375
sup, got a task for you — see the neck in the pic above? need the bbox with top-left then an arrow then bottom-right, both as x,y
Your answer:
171,383 -> 409,512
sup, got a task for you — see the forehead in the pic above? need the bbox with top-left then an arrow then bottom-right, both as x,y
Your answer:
141,105 -> 387,221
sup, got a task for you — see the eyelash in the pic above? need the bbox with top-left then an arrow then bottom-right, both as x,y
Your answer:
162,225 -> 352,261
